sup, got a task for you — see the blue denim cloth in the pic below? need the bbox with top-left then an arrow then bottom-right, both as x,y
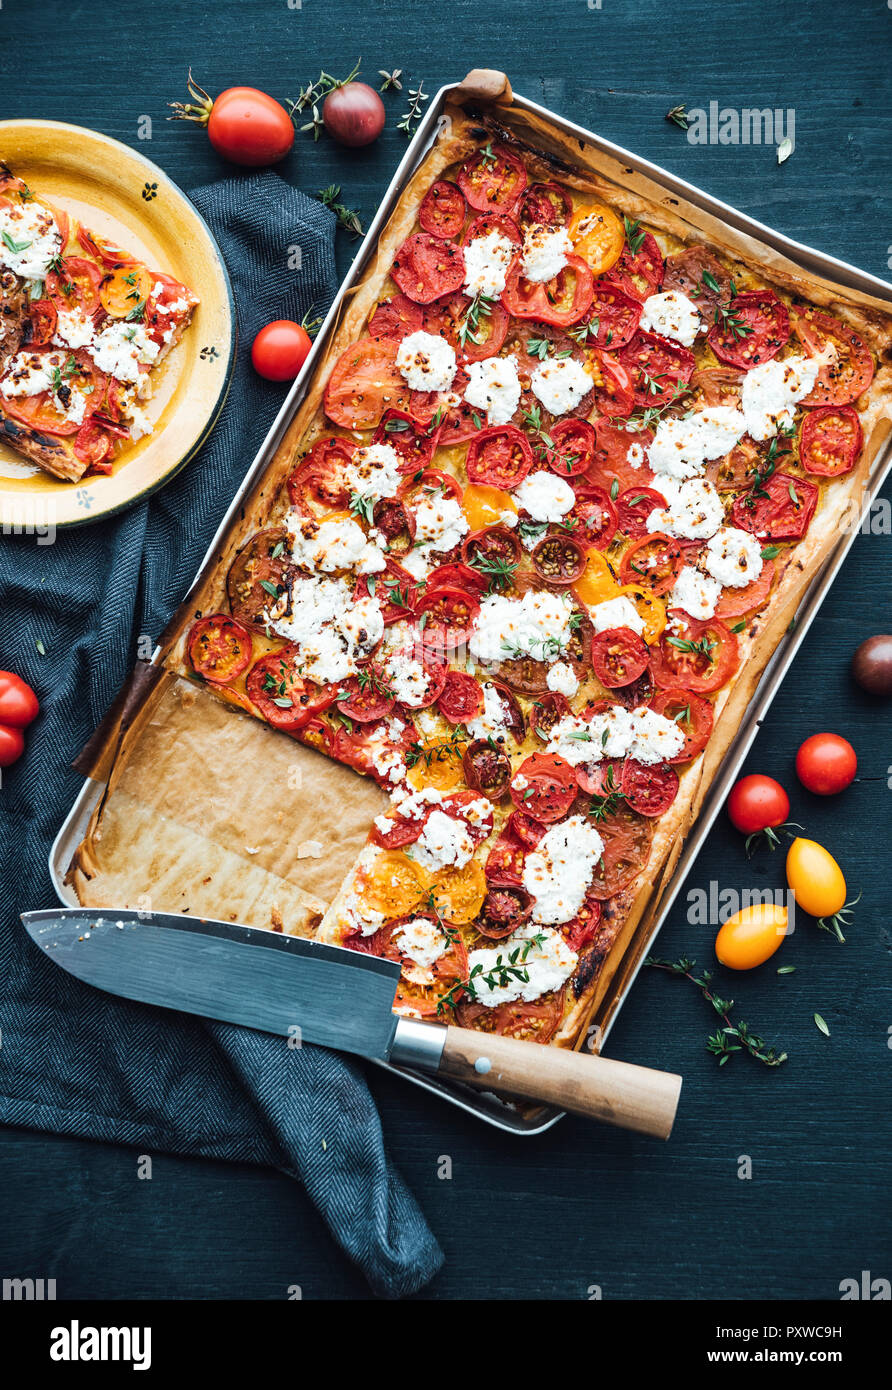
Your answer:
0,171 -> 443,1298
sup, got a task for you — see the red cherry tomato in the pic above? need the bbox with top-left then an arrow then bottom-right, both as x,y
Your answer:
171,76 -> 294,166
251,320 -> 314,382
0,724 -> 25,767
727,775 -> 790,834
323,82 -> 386,147
795,733 -> 857,795
0,671 -> 39,727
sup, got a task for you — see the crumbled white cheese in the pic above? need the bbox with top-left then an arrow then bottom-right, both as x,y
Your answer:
514,470 -> 575,522
396,330 -> 457,393
408,809 -> 475,871
0,200 -> 61,279
53,307 -> 96,351
640,290 -> 702,347
530,357 -> 592,415
393,917 -> 449,971
384,650 -> 432,707
286,513 -> 385,575
546,661 -> 579,698
390,784 -> 444,819
647,476 -> 725,540
702,525 -> 764,589
741,355 -> 819,441
648,407 -> 746,481
521,224 -> 573,283
546,703 -> 685,768
669,565 -> 722,620
462,229 -> 516,298
0,350 -> 62,399
522,817 -> 604,925
463,354 -> 521,426
466,680 -> 513,742
588,595 -> 645,636
268,575 -> 384,685
343,442 -> 403,502
467,923 -> 578,1004
411,494 -> 469,553
469,590 -> 574,663
89,321 -> 160,383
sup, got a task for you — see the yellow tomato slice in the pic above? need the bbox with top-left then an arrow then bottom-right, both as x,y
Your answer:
354,851 -> 427,919
99,264 -> 154,319
569,203 -> 625,275
407,740 -> 466,792
573,551 -> 620,608
462,484 -> 518,531
429,860 -> 487,925
617,584 -> 667,645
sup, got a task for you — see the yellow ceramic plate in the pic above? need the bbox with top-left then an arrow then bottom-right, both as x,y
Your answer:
0,119 -> 235,528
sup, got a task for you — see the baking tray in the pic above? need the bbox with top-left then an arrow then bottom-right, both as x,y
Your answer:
49,75 -> 892,1136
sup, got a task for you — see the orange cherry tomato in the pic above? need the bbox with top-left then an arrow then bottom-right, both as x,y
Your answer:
715,904 -> 789,971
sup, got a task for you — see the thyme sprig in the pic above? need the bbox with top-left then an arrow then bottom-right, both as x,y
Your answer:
646,956 -> 788,1067
317,185 -> 364,236
286,59 -> 362,139
397,81 -> 429,136
458,292 -> 495,346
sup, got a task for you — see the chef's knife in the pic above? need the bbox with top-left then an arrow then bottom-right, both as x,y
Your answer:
21,908 -> 681,1137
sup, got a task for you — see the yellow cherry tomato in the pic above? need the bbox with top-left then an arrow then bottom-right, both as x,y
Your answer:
573,550 -> 620,607
429,860 -> 487,925
99,264 -> 154,318
617,584 -> 667,646
462,484 -> 517,531
785,838 -> 846,919
407,740 -> 466,792
569,203 -> 625,275
715,903 -> 789,971
354,851 -> 427,918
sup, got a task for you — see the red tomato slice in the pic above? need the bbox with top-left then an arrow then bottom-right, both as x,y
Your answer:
587,806 -> 653,900
591,419 -> 654,490
437,670 -> 483,723
509,751 -> 577,822
324,335 -> 411,429
465,425 -> 533,489
530,691 -> 570,741
661,245 -> 732,315
226,527 -> 292,629
730,472 -> 818,542
439,788 -> 494,844
45,256 -> 103,314
713,560 -> 775,619
691,364 -> 744,408
562,895 -> 603,952
619,330 -> 695,409
518,182 -> 572,230
620,759 -> 679,817
531,533 -> 587,585
485,827 -> 526,885
335,669 -> 396,723
576,756 -> 624,797
602,229 -> 664,302
616,486 -> 666,537
418,180 -> 467,239
246,648 -> 334,729
508,808 -> 547,849
584,281 -> 643,350
569,484 -> 618,550
707,290 -> 790,371
189,615 -> 253,683
501,254 -> 594,328
589,352 -> 635,418
618,532 -> 686,595
76,225 -> 136,266
543,418 -> 597,478
0,348 -> 105,437
355,559 -> 418,625
792,308 -> 875,406
651,611 -> 739,694
368,293 -> 424,339
798,404 -> 863,477
463,739 -> 512,800
370,813 -> 427,851
426,561 -> 486,595
74,419 -> 114,473
648,688 -> 714,762
373,408 -> 441,472
386,650 -> 447,711
477,886 -> 533,940
461,528 -> 521,587
422,291 -> 510,362
287,437 -> 354,514
590,626 -> 649,688
457,145 -> 528,212
415,584 -> 480,651
461,212 -> 523,248
29,299 -> 58,345
391,233 -> 465,305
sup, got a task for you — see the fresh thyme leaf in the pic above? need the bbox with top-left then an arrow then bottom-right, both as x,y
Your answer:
316,184 -> 364,236
665,104 -> 689,130
622,215 -> 646,256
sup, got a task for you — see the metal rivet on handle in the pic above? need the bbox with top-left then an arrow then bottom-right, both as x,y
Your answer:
474,1057 -> 492,1075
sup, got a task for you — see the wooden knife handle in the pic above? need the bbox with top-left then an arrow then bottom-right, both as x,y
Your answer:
438,1026 -> 682,1139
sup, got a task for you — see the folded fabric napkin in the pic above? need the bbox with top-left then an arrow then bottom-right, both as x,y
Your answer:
0,170 -> 444,1297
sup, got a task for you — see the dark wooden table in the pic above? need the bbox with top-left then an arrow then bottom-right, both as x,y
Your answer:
1,0 -> 890,1301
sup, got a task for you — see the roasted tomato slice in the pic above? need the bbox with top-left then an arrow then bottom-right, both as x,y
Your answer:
398,467 -> 463,506
799,403 -> 863,477
501,254 -> 594,328
519,182 -> 572,230
649,687 -> 714,762
372,497 -> 414,554
543,418 -> 597,478
485,826 -> 526,885
618,532 -> 686,596
591,419 -> 654,490
354,557 -> 418,624
368,293 -> 424,339
587,806 -> 653,900
619,330 -> 695,409
457,144 -> 527,212
476,885 -> 533,940
437,669 -> 483,724
531,533 -> 587,585
792,307 -> 875,406
73,420 -> 115,473
691,363 -> 744,408
706,436 -> 761,493
227,527 -> 292,628
352,850 -> 426,918
582,281 -> 642,350
576,755 -> 624,797
465,424 -> 533,489
0,348 -> 104,436
620,759 -> 679,817
508,808 -> 547,850
568,484 -> 618,550
661,245 -> 732,316
510,751 -> 577,822
415,584 -> 480,651
602,228 -> 664,302
463,739 -> 512,799
246,648 -> 335,730
45,256 -> 103,314
591,626 -> 649,688
589,351 -> 635,418
426,560 -> 487,595
461,211 -> 523,248
187,615 -> 253,683
324,335 -> 411,429
429,860 -> 488,925
462,527 -> 521,591
568,204 -> 625,276
99,264 -> 153,319
562,894 -> 603,952
385,649 -> 447,711
391,232 -> 465,304
707,290 -> 790,370
287,437 -> 354,514
731,472 -> 818,542
530,691 -> 570,740
418,179 -> 467,239
336,668 -> 396,723
616,486 -> 667,537
373,408 -> 440,472
28,299 -> 58,345
713,560 -> 775,619
423,290 -> 510,362
455,993 -> 565,1043
369,810 -> 427,851
651,610 -> 740,694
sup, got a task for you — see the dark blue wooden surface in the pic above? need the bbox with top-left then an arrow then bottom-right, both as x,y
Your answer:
1,0 -> 890,1301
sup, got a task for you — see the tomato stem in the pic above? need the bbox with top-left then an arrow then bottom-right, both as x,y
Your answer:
816,890 -> 862,945
167,69 -> 214,127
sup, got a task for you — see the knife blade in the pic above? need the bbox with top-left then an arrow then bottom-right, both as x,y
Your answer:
21,907 -> 682,1137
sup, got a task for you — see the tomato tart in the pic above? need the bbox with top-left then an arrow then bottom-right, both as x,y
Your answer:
0,162 -> 198,481
158,103 -> 890,1058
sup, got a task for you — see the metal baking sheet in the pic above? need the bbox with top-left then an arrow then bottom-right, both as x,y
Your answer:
49,78 -> 892,1136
